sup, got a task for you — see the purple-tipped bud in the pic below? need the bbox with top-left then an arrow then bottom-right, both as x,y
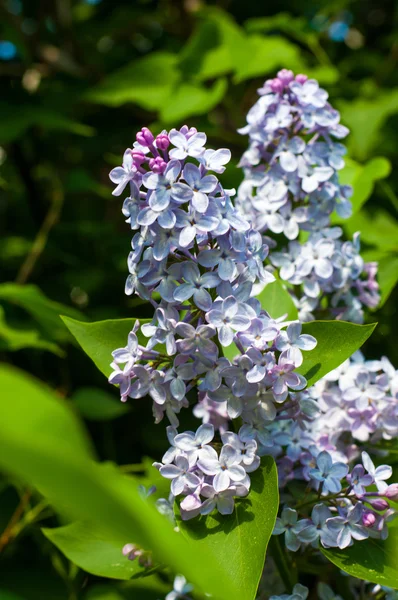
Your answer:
269,78 -> 284,93
277,69 -> 294,85
149,156 -> 167,174
368,498 -> 389,511
138,553 -> 153,568
384,484 -> 398,501
295,73 -> 308,84
362,511 -> 376,527
122,543 -> 142,560
156,133 -> 170,150
131,150 -> 146,166
136,127 -> 155,147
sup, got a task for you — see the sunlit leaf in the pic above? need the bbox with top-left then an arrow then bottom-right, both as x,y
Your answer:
178,457 -> 278,600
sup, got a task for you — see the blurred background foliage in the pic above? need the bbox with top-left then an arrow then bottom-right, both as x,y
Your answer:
0,0 -> 398,598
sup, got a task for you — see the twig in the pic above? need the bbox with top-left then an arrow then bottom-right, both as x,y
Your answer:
0,489 -> 31,553
16,181 -> 64,284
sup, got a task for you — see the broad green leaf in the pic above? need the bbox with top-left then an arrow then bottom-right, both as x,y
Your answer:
233,35 -> 302,83
178,457 -> 278,600
0,102 -> 94,144
71,387 -> 130,421
0,365 -> 240,600
0,306 -> 63,355
178,9 -> 243,81
42,521 -> 145,580
338,89 -> 398,160
333,157 -> 391,221
256,280 -> 298,320
322,523 -> 398,588
297,321 -> 377,388
85,53 -> 180,110
0,283 -> 86,343
160,79 -> 227,123
376,255 -> 398,306
61,317 -> 151,378
344,209 -> 398,253
1,366 -> 94,459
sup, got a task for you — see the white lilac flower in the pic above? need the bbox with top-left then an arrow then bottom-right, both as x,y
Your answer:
166,575 -> 194,600
309,451 -> 348,493
326,502 -> 369,549
197,444 -> 247,492
361,451 -> 392,493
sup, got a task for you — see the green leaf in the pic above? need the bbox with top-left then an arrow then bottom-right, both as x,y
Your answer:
0,103 -> 94,144
42,521 -> 146,580
178,457 -> 278,600
297,321 -> 377,388
256,280 -> 298,320
0,306 -> 63,355
338,89 -> 398,160
322,523 -> 398,588
333,157 -> 391,221
61,317 -> 151,378
71,387 -> 130,421
160,79 -> 227,123
376,255 -> 398,306
344,209 -> 398,253
85,53 -> 180,110
0,364 -> 241,600
0,283 -> 87,343
233,35 -> 302,83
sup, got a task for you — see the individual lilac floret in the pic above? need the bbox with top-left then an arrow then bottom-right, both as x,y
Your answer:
159,454 -> 200,496
326,502 -> 369,549
166,575 -> 194,600
273,507 -> 304,552
198,445 -> 247,492
347,464 -> 374,496
270,584 -> 309,600
361,451 -> 392,492
308,451 -> 348,493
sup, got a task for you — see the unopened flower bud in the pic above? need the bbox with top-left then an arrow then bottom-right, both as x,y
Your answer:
131,150 -> 146,166
156,133 -> 170,150
122,543 -> 142,560
136,127 -> 154,147
269,78 -> 284,93
384,484 -> 398,501
295,73 -> 308,84
277,69 -> 294,85
368,498 -> 389,511
362,511 -> 376,527
138,552 -> 153,569
149,156 -> 167,174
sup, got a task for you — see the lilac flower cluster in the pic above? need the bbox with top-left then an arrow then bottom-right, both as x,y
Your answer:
237,69 -> 380,323
269,229 -> 380,323
237,69 -> 352,237
273,449 -> 397,552
268,353 -> 398,552
108,125 -> 317,520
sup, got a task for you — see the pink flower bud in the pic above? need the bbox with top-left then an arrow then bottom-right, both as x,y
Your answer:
131,150 -> 146,166
362,511 -> 376,527
156,133 -> 170,150
149,156 -> 167,174
136,127 -> 154,147
385,484 -> 398,501
277,69 -> 294,85
122,543 -> 142,560
295,74 -> 308,84
368,498 -> 389,511
269,78 -> 284,93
